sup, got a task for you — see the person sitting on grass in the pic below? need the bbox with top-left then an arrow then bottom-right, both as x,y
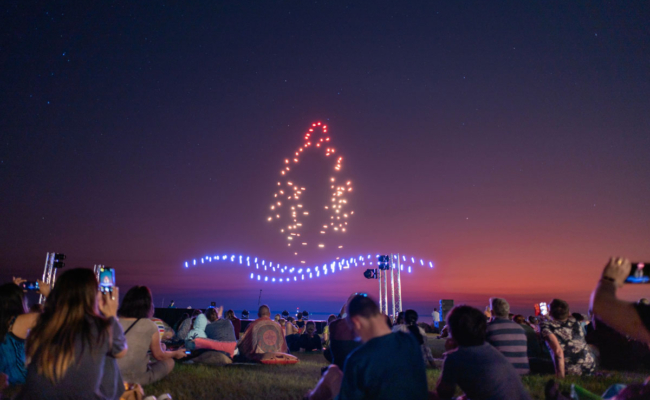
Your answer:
394,311 -> 405,326
393,309 -> 435,368
117,286 -> 186,386
299,321 -> 322,352
175,309 -> 202,342
237,305 -> 288,359
324,296 -> 362,369
17,268 -> 128,400
186,308 -> 212,340
296,313 -> 305,331
225,309 -> 242,340
514,314 -> 553,374
307,294 -> 428,400
487,297 -> 530,375
540,299 -> 595,378
431,305 -> 531,400
322,314 -> 336,349
205,306 -> 236,342
172,313 -> 189,338
0,279 -> 49,386
285,316 -> 301,352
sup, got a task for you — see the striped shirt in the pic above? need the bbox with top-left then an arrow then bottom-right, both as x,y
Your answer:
150,318 -> 167,340
486,318 -> 529,374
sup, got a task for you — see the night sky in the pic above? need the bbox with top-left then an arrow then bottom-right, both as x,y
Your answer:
2,2 -> 649,318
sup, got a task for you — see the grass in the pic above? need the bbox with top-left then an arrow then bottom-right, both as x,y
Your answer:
144,354 -> 647,400
142,338 -> 649,400
144,353 -> 328,400
3,337 -> 646,399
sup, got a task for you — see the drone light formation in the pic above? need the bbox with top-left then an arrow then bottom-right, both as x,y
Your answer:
184,252 -> 434,283
266,122 -> 354,262
182,122 -> 437,284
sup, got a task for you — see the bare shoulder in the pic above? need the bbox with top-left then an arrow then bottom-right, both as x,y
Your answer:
12,312 -> 40,338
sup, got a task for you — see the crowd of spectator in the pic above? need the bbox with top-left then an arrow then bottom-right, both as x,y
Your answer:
1,257 -> 650,399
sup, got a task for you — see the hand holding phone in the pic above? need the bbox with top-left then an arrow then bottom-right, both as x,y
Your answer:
602,257 -> 632,287
100,287 -> 119,318
13,277 -> 26,287
174,348 -> 188,359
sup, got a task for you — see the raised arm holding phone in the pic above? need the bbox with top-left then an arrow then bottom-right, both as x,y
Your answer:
0,278 -> 50,386
590,257 -> 650,344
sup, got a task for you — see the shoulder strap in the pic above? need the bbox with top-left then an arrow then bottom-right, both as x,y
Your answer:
123,318 -> 142,336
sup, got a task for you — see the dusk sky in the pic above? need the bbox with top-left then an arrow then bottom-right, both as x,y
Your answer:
2,2 -> 649,318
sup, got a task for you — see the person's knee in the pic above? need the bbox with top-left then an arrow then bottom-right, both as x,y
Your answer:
326,364 -> 341,375
164,358 -> 175,373
323,365 -> 342,384
324,365 -> 343,398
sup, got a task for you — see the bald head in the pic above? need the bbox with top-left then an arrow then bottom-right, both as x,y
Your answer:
258,304 -> 270,318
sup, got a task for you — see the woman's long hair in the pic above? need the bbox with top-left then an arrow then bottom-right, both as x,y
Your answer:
118,286 -> 154,319
0,283 -> 27,342
405,309 -> 424,345
25,268 -> 110,383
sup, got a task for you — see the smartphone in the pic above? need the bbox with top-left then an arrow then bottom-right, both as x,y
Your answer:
99,267 -> 116,294
626,262 -> 650,284
21,281 -> 40,291
539,302 -> 548,316
533,303 -> 541,316
185,350 -> 191,355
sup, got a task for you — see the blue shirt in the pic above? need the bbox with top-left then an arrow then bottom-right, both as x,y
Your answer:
0,331 -> 27,385
187,314 -> 208,339
336,332 -> 428,400
440,343 -> 531,400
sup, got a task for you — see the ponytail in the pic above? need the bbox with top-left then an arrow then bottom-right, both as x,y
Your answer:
404,309 -> 424,345
407,324 -> 424,345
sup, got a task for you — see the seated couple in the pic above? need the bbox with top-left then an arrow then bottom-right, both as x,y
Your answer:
184,305 -> 238,360
186,306 -> 237,343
